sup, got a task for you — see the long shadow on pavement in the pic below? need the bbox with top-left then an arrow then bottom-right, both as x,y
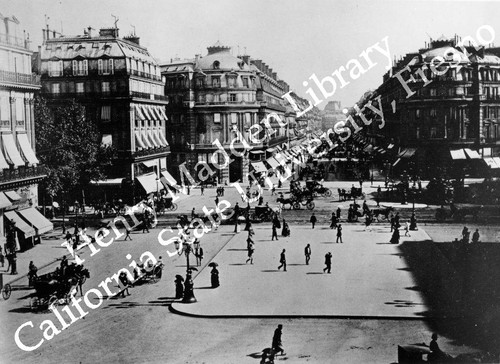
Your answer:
398,240 -> 500,353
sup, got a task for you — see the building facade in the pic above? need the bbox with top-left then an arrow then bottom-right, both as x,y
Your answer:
161,43 -> 302,184
35,26 -> 169,201
359,37 -> 500,178
0,15 -> 52,251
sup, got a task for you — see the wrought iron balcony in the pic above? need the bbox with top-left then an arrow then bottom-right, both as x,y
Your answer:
0,166 -> 47,185
0,70 -> 40,86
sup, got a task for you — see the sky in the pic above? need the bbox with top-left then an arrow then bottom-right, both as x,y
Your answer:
3,0 -> 500,108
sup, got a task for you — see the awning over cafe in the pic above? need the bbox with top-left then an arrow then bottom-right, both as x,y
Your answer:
2,133 -> 25,167
5,210 -> 36,238
251,161 -> 268,173
0,193 -> 11,209
17,207 -> 53,235
4,191 -> 21,202
483,157 -> 500,169
450,149 -> 467,160
136,172 -> 160,194
135,131 -> 147,149
463,148 -> 481,159
17,133 -> 39,165
160,170 -> 178,186
265,157 -> 281,169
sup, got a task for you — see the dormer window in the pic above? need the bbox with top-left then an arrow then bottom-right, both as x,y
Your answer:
213,60 -> 220,69
48,60 -> 63,77
72,59 -> 88,76
98,59 -> 114,75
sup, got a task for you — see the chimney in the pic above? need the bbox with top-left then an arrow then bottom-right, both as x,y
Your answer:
252,59 -> 263,71
99,27 -> 119,38
42,29 -> 46,42
272,72 -> 277,80
87,26 -> 92,37
124,34 -> 140,45
241,55 -> 250,65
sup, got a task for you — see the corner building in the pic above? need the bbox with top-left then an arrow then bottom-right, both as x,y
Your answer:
36,26 -> 169,202
161,43 -> 296,184
1,15 -> 52,251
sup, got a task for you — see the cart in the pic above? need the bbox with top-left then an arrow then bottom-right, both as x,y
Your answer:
0,274 -> 12,300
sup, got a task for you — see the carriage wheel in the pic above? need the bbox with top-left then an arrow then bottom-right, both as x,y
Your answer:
251,213 -> 258,221
323,189 -> 332,197
292,202 -> 301,210
2,283 -> 11,300
170,203 -> 178,211
306,201 -> 315,210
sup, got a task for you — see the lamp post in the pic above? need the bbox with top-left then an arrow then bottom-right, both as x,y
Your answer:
74,200 -> 79,230
182,241 -> 197,303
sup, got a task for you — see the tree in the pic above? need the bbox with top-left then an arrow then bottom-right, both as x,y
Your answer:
34,96 -> 115,203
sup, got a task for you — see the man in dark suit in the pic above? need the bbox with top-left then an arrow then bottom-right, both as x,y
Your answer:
277,249 -> 286,271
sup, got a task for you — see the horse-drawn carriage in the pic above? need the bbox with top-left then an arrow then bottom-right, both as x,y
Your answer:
277,190 -> 315,210
338,187 -> 364,201
133,262 -> 164,284
305,180 -> 332,198
251,205 -> 276,221
30,263 -> 90,311
435,203 -> 482,222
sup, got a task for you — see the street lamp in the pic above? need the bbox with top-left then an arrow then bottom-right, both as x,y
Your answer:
182,241 -> 197,303
74,200 -> 79,230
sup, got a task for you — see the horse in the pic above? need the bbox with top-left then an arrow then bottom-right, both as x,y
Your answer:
276,197 -> 295,210
372,206 -> 394,222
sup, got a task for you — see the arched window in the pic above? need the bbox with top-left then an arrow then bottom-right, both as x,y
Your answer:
213,60 -> 220,69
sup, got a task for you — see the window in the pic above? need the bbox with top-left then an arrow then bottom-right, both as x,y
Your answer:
15,95 -> 24,121
227,77 -> 235,88
231,113 -> 237,124
213,61 -> 220,69
76,82 -> 84,94
415,109 -> 420,118
429,88 -> 436,96
72,60 -> 88,76
52,83 -> 60,94
448,88 -> 455,97
196,78 -> 205,88
102,82 -> 110,93
98,59 -> 114,75
212,77 -> 221,87
101,106 -> 111,122
213,94 -> 220,103
430,108 -> 436,117
0,92 -> 11,123
242,77 -> 249,87
214,113 -> 221,123
416,127 -> 420,139
229,94 -> 237,102
430,127 -> 437,138
49,60 -> 63,77
198,94 -> 205,103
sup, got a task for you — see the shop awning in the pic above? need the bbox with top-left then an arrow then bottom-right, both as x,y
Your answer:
450,149 -> 467,160
141,130 -> 154,148
4,210 -> 35,238
464,148 -> 481,159
160,170 -> 178,186
266,157 -> 281,169
17,133 -> 39,165
135,131 -> 146,149
0,193 -> 11,209
142,160 -> 158,168
251,161 -> 268,173
2,134 -> 25,167
483,157 -> 500,169
401,148 -> 416,158
0,144 -> 9,169
152,130 -> 164,147
4,191 -> 21,202
392,158 -> 402,167
152,106 -> 163,121
145,105 -> 156,120
147,130 -> 160,148
159,108 -> 168,121
493,157 -> 500,167
158,130 -> 169,146
17,207 -> 53,235
135,172 -> 160,194
135,105 -> 146,121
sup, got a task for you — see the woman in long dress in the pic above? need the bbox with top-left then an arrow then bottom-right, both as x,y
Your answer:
281,219 -> 290,237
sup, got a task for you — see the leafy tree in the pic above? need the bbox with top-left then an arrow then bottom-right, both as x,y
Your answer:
34,96 -> 115,203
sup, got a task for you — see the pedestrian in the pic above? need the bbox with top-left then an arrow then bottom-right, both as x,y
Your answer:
304,244 -> 311,265
336,224 -> 343,243
461,226 -> 469,243
197,245 -> 204,266
364,213 -> 373,231
271,222 -> 278,241
390,227 -> 400,244
191,208 -> 196,219
472,229 -> 480,243
118,271 -> 132,297
124,227 -> 132,240
310,213 -> 317,229
409,213 -> 418,230
404,221 -> 411,237
390,213 -> 395,232
272,324 -> 285,356
336,206 -> 341,221
175,275 -> 184,299
0,245 -> 4,268
281,219 -> 290,237
28,261 -> 38,286
271,185 -> 276,196
277,249 -> 287,271
211,266 -> 220,288
234,202 -> 240,233
246,240 -> 255,264
187,185 -> 190,195
323,252 -> 332,273
330,212 -> 337,229
200,185 -> 204,195
394,212 -> 400,229
215,195 -> 219,206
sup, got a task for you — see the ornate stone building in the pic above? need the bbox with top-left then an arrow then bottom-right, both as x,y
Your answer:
35,25 -> 169,201
161,43 -> 300,184
0,14 -> 51,250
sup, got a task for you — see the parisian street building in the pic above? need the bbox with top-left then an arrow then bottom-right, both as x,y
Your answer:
34,25 -> 169,202
358,36 -> 500,179
161,43 -> 306,184
0,14 -> 52,251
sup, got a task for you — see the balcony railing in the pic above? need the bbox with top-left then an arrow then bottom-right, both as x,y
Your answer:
0,33 -> 31,50
0,166 -> 47,185
0,70 -> 40,86
131,146 -> 170,158
43,90 -> 167,101
129,69 -> 162,81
